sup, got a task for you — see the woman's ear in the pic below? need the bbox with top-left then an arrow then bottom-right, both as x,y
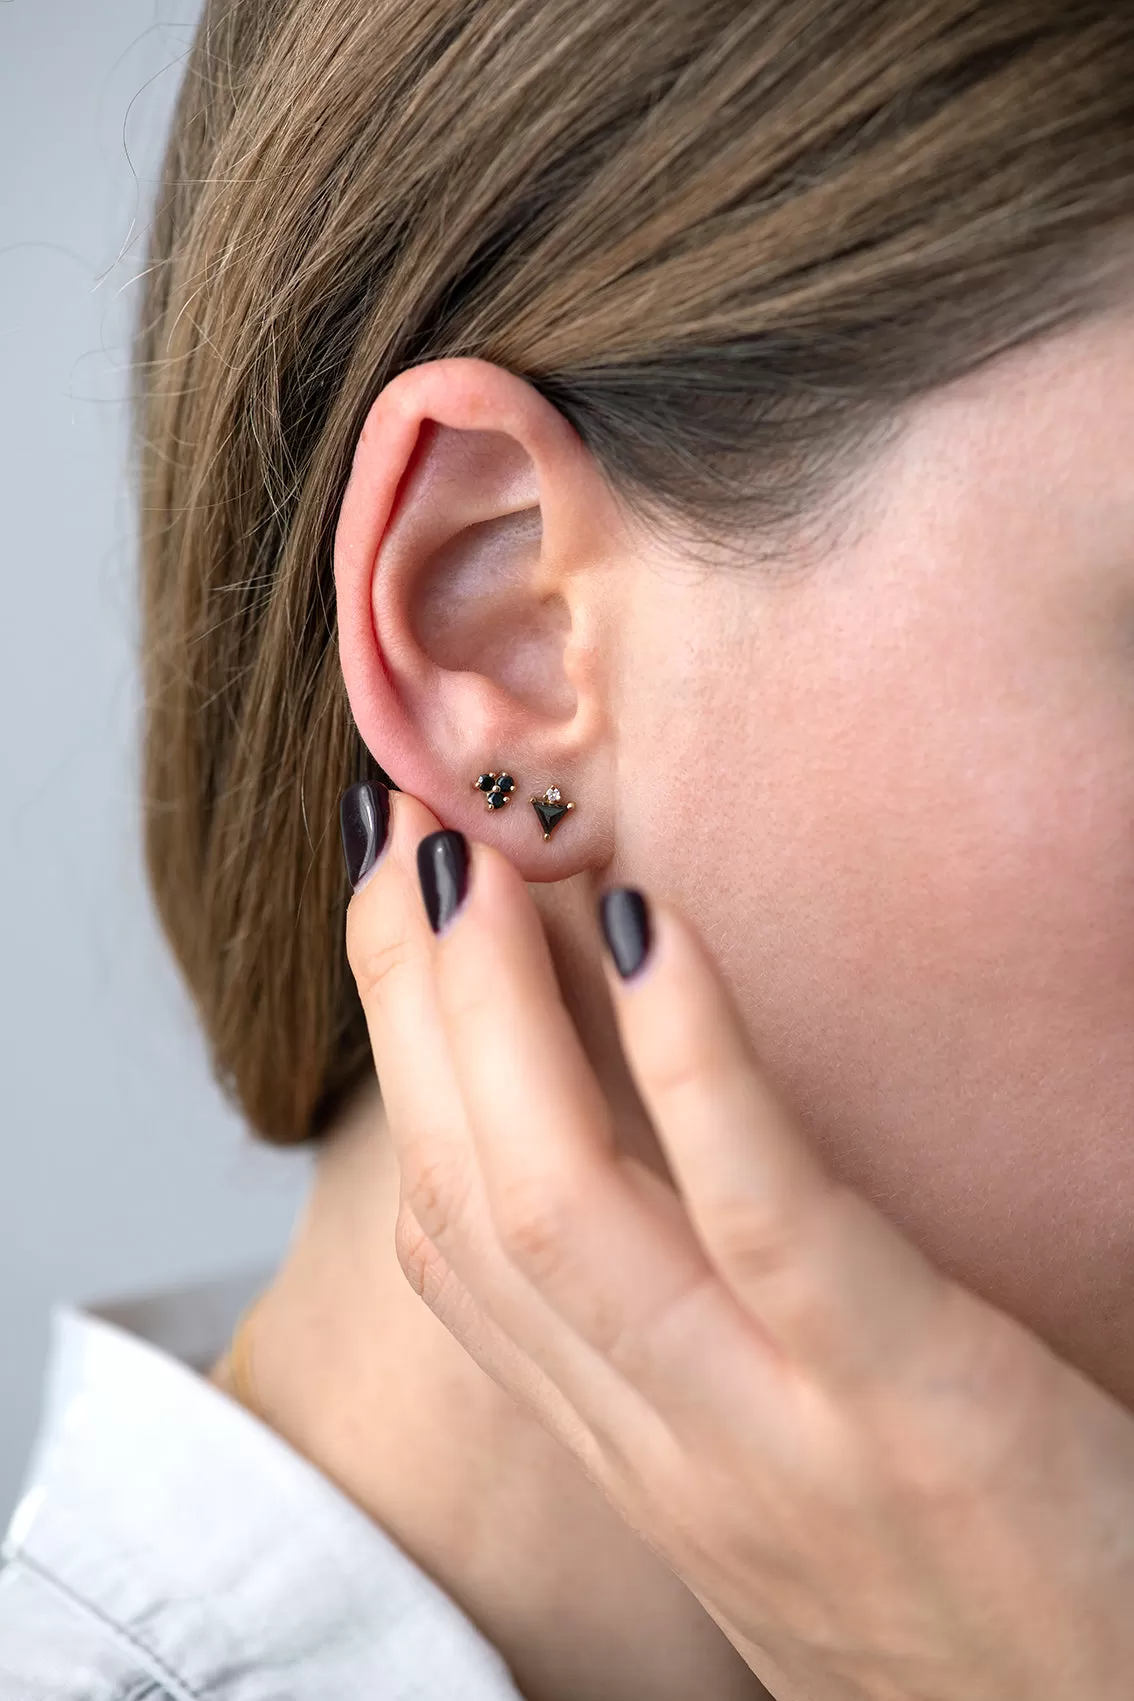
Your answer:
334,358 -> 619,875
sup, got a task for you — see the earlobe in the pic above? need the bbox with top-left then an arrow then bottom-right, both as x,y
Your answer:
333,358 -> 615,874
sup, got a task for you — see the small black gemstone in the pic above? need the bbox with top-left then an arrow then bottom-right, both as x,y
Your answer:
476,773 -> 495,792
495,773 -> 515,793
487,790 -> 508,808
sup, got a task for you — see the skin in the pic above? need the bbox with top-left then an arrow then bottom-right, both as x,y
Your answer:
209,297 -> 1134,1700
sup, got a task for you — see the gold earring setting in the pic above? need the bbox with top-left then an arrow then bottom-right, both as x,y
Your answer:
531,785 -> 575,841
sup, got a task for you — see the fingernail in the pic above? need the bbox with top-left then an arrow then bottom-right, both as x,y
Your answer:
340,781 -> 390,892
417,830 -> 470,935
599,887 -> 652,979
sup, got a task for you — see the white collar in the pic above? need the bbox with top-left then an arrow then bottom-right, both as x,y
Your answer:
6,1269 -> 522,1700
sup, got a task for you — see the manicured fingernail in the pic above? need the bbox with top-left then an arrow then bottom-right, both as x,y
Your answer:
417,830 -> 470,934
599,887 -> 652,979
340,781 -> 390,892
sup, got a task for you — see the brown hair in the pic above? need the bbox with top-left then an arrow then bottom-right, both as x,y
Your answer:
131,0 -> 1134,1147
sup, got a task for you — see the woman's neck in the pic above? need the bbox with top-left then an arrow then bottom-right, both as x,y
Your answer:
206,1081 -> 767,1701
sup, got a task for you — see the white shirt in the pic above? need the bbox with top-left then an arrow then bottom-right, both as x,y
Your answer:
0,1266 -> 525,1700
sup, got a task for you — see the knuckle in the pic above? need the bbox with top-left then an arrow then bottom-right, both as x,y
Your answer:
345,911 -> 411,1005
643,1033 -> 745,1106
494,1177 -> 577,1286
710,1185 -> 840,1330
398,1146 -> 471,1248
394,1208 -> 458,1314
710,1197 -> 807,1286
642,1044 -> 707,1103
394,1207 -> 438,1297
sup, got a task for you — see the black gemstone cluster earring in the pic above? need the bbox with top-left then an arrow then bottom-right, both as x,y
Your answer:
473,771 -> 515,810
472,768 -> 576,840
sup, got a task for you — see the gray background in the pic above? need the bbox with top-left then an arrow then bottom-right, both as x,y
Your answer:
0,2 -> 312,1522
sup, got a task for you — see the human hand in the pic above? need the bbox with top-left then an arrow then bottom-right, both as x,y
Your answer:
341,778 -> 1134,1701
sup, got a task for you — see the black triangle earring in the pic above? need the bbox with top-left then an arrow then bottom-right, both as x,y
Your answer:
530,784 -> 576,841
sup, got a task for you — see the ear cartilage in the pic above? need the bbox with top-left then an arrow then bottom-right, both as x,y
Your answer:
530,786 -> 575,841
473,771 -> 516,810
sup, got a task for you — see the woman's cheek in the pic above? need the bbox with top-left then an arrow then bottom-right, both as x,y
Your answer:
664,646 -> 1134,1406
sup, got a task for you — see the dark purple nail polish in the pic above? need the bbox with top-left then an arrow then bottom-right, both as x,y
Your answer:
599,887 -> 652,979
417,830 -> 470,934
340,781 -> 390,891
